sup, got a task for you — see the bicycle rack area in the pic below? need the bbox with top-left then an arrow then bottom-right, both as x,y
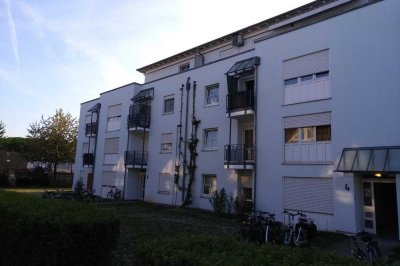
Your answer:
238,209 -> 317,247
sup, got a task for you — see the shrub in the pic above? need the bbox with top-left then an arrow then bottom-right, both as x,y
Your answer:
209,188 -> 233,216
234,195 -> 254,217
134,234 -> 364,266
0,190 -> 120,266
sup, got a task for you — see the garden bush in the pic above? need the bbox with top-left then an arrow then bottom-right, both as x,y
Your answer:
134,234 -> 365,266
0,190 -> 120,266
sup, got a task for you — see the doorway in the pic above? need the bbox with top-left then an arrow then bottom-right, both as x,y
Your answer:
363,180 -> 398,237
243,129 -> 254,161
87,173 -> 93,191
139,172 -> 146,200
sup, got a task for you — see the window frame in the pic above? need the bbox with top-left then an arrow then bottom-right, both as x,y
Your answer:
179,63 -> 190,73
202,175 -> 217,197
163,96 -> 174,114
160,133 -> 173,153
205,84 -> 219,106
203,128 -> 218,150
285,125 -> 331,144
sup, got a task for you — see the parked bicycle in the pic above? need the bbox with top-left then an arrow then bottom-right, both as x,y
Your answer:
283,210 -> 317,248
106,186 -> 122,200
239,210 -> 282,245
347,231 -> 382,264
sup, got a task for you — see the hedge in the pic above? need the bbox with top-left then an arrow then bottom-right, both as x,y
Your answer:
0,191 -> 120,266
134,234 -> 365,266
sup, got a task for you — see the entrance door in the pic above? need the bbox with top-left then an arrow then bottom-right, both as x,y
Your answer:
87,173 -> 93,191
244,130 -> 253,161
363,181 -> 376,234
139,172 -> 146,199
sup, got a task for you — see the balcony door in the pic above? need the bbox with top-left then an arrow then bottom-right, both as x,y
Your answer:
244,129 -> 253,161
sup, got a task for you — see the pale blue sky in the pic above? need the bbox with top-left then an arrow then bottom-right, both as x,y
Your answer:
0,0 -> 312,137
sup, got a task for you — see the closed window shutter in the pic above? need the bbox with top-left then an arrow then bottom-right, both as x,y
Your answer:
284,112 -> 331,128
161,133 -> 172,144
104,138 -> 119,154
284,177 -> 333,214
284,49 -> 329,80
108,104 -> 121,117
159,173 -> 172,193
102,171 -> 116,186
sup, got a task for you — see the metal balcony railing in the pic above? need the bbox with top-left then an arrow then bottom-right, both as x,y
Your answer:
224,144 -> 255,165
226,89 -> 254,113
85,122 -> 97,136
127,104 -> 151,129
83,153 -> 94,166
125,150 -> 148,166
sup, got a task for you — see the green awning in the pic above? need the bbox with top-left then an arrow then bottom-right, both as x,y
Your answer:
226,56 -> 260,77
336,146 -> 400,173
132,88 -> 154,103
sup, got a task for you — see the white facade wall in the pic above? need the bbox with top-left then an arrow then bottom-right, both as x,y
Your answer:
74,0 -> 400,235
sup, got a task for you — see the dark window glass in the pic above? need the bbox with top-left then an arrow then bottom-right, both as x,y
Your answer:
316,125 -> 331,141
164,98 -> 174,113
285,128 -> 299,143
316,71 -> 329,79
284,78 -> 298,86
300,74 -> 313,82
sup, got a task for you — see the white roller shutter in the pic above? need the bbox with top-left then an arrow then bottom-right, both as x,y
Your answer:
284,112 -> 331,129
161,133 -> 172,143
102,171 -> 116,186
158,173 -> 172,193
108,104 -> 121,117
284,177 -> 333,214
284,49 -> 329,80
104,138 -> 119,154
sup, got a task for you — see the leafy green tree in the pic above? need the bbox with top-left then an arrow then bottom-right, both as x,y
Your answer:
0,121 -> 5,138
0,137 -> 28,152
27,109 -> 78,184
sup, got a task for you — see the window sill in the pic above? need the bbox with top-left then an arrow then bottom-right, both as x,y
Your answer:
204,103 -> 219,108
158,191 -> 170,195
283,162 -> 334,165
202,148 -> 218,152
162,112 -> 174,115
282,97 -> 332,106
160,151 -> 172,154
200,195 -> 212,199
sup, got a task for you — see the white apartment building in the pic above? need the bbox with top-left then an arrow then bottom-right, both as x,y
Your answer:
74,0 -> 400,238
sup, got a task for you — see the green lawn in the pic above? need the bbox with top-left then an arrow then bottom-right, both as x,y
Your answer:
97,201 -> 377,265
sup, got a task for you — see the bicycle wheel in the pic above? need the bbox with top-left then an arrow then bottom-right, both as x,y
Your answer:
294,228 -> 307,247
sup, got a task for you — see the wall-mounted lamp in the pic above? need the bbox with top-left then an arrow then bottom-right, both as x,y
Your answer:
345,184 -> 350,191
374,173 -> 382,177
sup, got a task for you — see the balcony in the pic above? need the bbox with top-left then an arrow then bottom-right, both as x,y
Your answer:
128,104 -> 151,131
224,144 -> 255,169
226,89 -> 254,117
85,122 -> 98,137
125,150 -> 148,169
83,153 -> 94,166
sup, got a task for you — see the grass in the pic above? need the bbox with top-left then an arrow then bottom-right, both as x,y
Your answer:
1,187 -> 72,193
97,201 -> 378,265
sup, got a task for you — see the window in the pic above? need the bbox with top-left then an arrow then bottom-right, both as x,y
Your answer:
106,105 -> 121,131
316,125 -> 331,141
285,126 -> 330,144
205,84 -> 219,105
284,112 -> 332,163
179,63 -> 190,72
202,175 -> 217,196
158,173 -> 172,194
283,50 -> 330,104
164,96 -> 174,114
104,138 -> 119,164
161,133 -> 172,153
204,128 -> 218,150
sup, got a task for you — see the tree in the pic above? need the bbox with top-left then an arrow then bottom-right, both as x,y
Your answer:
0,137 -> 28,152
0,121 -> 5,138
27,109 -> 78,184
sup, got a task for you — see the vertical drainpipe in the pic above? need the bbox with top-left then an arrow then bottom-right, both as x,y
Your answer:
253,65 -> 258,210
182,77 -> 190,202
92,107 -> 100,194
123,105 -> 131,199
